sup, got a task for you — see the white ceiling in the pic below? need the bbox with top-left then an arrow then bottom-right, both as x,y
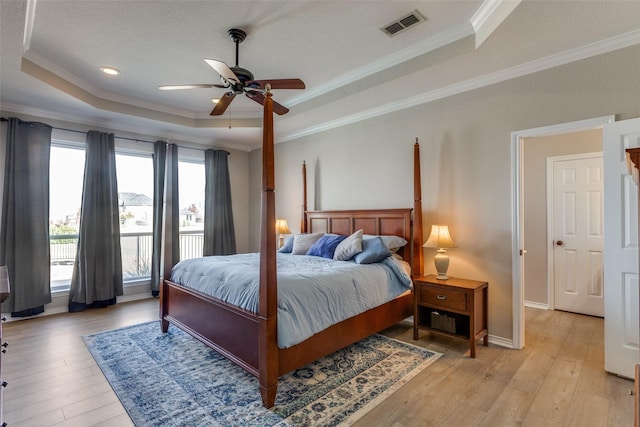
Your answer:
1,0 -> 640,151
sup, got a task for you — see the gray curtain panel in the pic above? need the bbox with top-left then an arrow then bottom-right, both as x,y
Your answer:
203,149 -> 236,256
68,131 -> 123,312
150,141 -> 166,296
166,144 -> 179,268
0,118 -> 52,317
150,142 -> 179,295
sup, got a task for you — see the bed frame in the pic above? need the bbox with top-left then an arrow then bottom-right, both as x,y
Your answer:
159,90 -> 425,408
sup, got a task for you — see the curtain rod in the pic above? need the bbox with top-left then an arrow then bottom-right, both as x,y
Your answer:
0,117 -> 221,152
0,117 -> 158,145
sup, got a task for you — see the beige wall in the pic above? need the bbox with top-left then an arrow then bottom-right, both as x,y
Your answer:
522,130 -> 602,306
2,43 -> 640,339
249,44 -> 640,342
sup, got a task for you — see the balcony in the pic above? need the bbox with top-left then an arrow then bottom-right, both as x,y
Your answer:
50,230 -> 204,290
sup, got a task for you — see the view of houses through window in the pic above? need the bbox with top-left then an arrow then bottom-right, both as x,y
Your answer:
115,153 -> 154,281
178,160 -> 205,260
49,143 -> 205,291
49,145 -> 84,290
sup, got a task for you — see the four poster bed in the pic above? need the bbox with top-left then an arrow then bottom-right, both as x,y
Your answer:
159,90 -> 425,408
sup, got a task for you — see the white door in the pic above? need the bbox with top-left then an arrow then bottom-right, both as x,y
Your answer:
604,117 -> 640,379
550,153 -> 604,317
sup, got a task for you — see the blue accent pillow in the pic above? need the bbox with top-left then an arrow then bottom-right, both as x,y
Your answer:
306,234 -> 347,259
354,236 -> 391,264
278,235 -> 294,253
363,234 -> 408,252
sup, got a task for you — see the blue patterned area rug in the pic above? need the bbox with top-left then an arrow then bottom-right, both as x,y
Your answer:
83,321 -> 441,427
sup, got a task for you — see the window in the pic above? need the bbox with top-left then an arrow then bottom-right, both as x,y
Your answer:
48,142 -> 207,288
179,160 -> 205,260
116,153 -> 154,280
49,145 -> 84,291
49,145 -> 155,289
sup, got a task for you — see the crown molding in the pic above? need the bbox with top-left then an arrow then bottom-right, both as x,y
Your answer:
280,29 -> 640,142
0,102 -> 256,152
471,0 -> 521,48
286,23 -> 474,107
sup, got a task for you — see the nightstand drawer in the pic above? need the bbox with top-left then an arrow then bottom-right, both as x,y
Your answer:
418,286 -> 467,312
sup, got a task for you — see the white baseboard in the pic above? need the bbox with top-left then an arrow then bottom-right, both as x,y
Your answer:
2,291 -> 155,322
524,300 -> 550,310
488,334 -> 514,349
403,316 -> 514,349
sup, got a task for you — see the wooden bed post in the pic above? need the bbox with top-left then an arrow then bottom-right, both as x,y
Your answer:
413,139 -> 424,276
258,87 -> 278,408
301,161 -> 308,233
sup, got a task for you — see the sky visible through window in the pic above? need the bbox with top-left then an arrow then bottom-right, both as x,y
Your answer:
49,145 -> 84,224
179,160 -> 205,230
49,146 -> 205,228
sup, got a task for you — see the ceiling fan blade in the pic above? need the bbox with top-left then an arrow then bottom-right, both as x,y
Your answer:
245,90 -> 290,115
247,79 -> 305,90
158,84 -> 227,90
210,92 -> 236,116
204,58 -> 239,84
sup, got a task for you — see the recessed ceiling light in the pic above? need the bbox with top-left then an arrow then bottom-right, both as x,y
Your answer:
211,98 -> 220,104
100,66 -> 121,76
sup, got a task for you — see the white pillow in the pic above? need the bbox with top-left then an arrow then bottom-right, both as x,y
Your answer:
291,233 -> 324,255
333,229 -> 363,261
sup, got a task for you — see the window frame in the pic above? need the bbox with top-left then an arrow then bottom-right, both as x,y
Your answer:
49,136 -> 159,291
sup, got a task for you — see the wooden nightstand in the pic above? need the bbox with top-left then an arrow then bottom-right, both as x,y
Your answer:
413,274 -> 488,358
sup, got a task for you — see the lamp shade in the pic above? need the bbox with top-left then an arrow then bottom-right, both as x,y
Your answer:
275,219 -> 291,235
423,225 -> 456,249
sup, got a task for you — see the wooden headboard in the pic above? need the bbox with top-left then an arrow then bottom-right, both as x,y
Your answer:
306,208 -> 413,264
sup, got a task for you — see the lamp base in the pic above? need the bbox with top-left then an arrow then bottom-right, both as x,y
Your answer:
434,249 -> 450,280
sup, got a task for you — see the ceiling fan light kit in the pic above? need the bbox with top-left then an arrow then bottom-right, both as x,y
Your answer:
160,28 -> 305,116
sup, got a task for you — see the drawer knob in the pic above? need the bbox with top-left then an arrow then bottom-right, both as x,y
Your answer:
437,295 -> 447,300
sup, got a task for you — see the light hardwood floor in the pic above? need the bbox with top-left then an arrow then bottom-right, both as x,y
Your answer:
2,299 -> 633,426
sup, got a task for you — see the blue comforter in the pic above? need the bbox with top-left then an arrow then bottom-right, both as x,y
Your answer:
170,253 -> 412,348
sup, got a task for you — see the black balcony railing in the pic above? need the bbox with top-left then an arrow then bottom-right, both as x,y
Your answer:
50,230 -> 204,288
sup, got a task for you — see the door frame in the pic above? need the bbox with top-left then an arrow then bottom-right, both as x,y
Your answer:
510,115 -> 614,349
546,152 -> 603,312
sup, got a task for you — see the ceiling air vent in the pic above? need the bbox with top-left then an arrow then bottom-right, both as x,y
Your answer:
381,10 -> 426,37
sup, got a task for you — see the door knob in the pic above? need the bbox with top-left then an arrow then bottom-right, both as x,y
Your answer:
555,240 -> 564,246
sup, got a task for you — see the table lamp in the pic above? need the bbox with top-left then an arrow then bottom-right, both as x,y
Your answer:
423,224 -> 456,280
275,218 -> 291,249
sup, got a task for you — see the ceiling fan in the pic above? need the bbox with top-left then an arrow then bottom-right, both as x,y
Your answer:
159,28 -> 305,116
